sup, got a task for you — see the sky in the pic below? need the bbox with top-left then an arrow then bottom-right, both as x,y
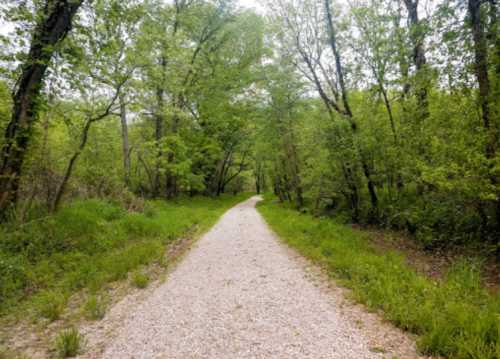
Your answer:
237,0 -> 266,14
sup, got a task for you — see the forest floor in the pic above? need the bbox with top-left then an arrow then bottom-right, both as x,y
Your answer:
77,196 -> 423,359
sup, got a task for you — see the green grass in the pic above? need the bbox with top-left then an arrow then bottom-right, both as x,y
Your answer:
131,270 -> 149,289
0,194 -> 250,318
54,328 -> 83,358
257,196 -> 500,359
82,295 -> 106,320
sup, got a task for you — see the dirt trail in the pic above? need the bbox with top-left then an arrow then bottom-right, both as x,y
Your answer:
80,196 -> 423,358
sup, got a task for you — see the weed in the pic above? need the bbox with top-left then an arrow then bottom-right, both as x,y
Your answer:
34,290 -> 66,322
132,271 -> 149,289
82,295 -> 106,320
54,328 -> 83,358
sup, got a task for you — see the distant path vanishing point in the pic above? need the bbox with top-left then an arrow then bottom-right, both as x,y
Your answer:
83,196 -> 423,359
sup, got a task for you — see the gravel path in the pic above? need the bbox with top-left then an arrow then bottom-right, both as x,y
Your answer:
88,196 -> 423,359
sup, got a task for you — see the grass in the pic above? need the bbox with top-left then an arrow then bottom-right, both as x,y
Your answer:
33,290 -> 66,322
131,270 -> 149,289
54,328 -> 83,358
257,196 -> 500,359
0,194 -> 250,319
82,295 -> 106,320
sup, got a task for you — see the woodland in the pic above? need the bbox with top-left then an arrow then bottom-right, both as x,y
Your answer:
0,0 -> 499,357
1,0 -> 499,246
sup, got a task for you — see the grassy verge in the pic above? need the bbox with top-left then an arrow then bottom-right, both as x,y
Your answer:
0,194 -> 250,319
257,196 -> 500,359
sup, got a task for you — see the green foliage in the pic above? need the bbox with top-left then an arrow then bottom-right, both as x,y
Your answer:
131,270 -> 149,289
0,194 -> 249,316
54,328 -> 83,358
34,290 -> 66,322
258,197 -> 500,359
82,295 -> 107,320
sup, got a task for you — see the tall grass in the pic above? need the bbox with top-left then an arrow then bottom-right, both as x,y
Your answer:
0,194 -> 249,316
257,197 -> 500,359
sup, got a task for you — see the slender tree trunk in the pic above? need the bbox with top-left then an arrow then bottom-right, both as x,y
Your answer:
166,101 -> 181,199
0,0 -> 83,218
324,0 -> 353,120
376,77 -> 398,145
286,115 -> 304,208
341,163 -> 360,222
153,58 -> 166,197
324,0 -> 378,213
52,118 -> 93,212
119,94 -> 131,187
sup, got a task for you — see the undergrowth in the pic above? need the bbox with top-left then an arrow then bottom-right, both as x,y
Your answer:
257,196 -> 500,359
0,194 -> 249,318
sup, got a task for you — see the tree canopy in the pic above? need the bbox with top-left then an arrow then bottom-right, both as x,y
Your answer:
0,0 -> 499,247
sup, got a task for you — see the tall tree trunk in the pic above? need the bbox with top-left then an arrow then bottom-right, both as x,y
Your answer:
403,0 -> 429,121
153,58 -> 166,197
165,100 -> 181,199
324,0 -> 378,213
119,93 -> 131,187
324,0 -> 353,120
0,0 -> 83,218
469,0 -> 496,158
468,0 -> 500,234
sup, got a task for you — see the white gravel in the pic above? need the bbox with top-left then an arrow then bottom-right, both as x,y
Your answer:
85,196 -> 423,359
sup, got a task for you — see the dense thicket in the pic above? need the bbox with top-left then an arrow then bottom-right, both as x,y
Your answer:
0,0 -> 499,249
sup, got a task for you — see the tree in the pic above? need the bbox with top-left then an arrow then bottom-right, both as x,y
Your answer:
0,0 -> 83,218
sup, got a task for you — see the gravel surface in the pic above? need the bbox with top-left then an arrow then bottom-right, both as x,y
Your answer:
83,196 -> 424,359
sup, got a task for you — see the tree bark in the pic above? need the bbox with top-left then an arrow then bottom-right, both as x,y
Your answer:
153,58 -> 166,198
119,93 -> 131,187
324,0 -> 378,213
468,0 -> 500,234
469,0 -> 496,158
52,118 -> 93,212
403,0 -> 429,121
0,0 -> 83,218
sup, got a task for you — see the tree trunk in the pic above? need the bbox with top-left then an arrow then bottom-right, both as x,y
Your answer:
165,103 -> 181,199
119,93 -> 131,187
52,118 -> 93,212
324,0 -> 353,120
0,0 -> 83,218
153,93 -> 164,196
324,0 -> 378,214
468,0 -> 500,234
403,0 -> 429,121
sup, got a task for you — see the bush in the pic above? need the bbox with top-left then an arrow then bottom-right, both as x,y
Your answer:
54,328 -> 83,358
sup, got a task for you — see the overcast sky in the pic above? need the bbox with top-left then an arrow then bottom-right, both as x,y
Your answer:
237,0 -> 266,13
